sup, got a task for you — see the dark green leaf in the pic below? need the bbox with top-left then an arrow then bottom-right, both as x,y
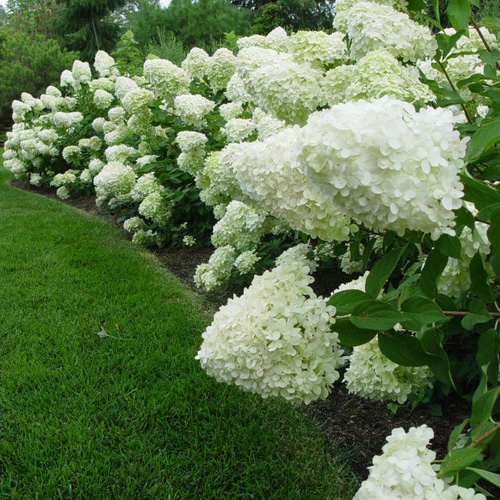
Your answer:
407,0 -> 426,10
454,205 -> 476,231
466,468 -> 500,488
420,248 -> 448,298
470,253 -> 496,303
481,16 -> 500,32
420,328 -> 456,388
477,203 -> 500,222
350,301 -> 403,331
436,234 -> 462,258
327,290 -> 371,316
471,387 -> 500,442
488,207 -> 500,255
481,166 -> 500,181
438,448 -> 483,477
431,0 -> 440,23
465,120 -> 500,163
461,173 -> 500,211
334,318 -> 377,347
462,299 -> 494,330
448,418 -> 470,452
476,329 -> 499,385
365,246 -> 407,298
446,0 -> 471,32
378,330 -> 436,367
400,297 -> 447,330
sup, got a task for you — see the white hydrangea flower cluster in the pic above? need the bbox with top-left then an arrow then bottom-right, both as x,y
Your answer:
438,219 -> 491,297
194,245 -> 236,290
121,88 -> 154,115
344,337 -> 431,403
183,235 -> 196,247
347,2 -> 437,62
323,49 -> 434,106
220,127 -> 352,242
176,131 -> 208,175
105,145 -> 138,163
211,201 -> 267,251
237,27 -> 289,52
138,191 -> 172,226
354,425 -> 486,500
72,60 -> 92,85
219,102 -> 244,121
173,94 -> 215,127
236,47 -> 324,124
93,162 -> 136,204
225,73 -> 251,103
251,108 -> 286,140
52,112 -> 84,129
207,48 -> 237,92
234,250 -> 260,274
223,118 -> 256,143
132,229 -> 159,246
181,47 -> 211,80
130,173 -> 163,202
298,97 -> 466,239
289,31 -> 347,68
333,0 -> 409,32
143,58 -> 189,101
94,50 -> 118,78
196,248 -> 344,403
93,89 -> 114,110
51,169 -> 78,188
62,145 -> 81,164
123,216 -> 146,233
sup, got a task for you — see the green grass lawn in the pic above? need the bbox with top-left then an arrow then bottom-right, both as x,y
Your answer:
0,164 -> 358,499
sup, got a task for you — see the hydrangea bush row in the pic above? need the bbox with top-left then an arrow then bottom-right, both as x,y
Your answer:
3,0 -> 499,496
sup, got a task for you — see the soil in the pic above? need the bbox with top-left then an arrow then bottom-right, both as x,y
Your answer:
8,181 -> 485,485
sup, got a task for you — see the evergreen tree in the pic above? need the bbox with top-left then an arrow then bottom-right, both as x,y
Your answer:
55,0 -> 130,61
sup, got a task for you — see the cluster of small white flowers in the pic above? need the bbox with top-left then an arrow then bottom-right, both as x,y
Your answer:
220,127 -> 352,242
138,191 -> 172,225
132,229 -> 158,246
121,88 -> 154,115
438,218 -> 491,297
123,216 -> 146,233
62,145 -> 81,164
290,31 -> 347,68
252,108 -> 286,140
72,60 -> 92,84
88,158 -> 104,176
93,162 -> 136,203
108,106 -> 125,124
323,49 -> 434,106
80,169 -> 93,184
56,186 -> 71,200
94,50 -> 118,78
211,201 -> 266,251
207,48 -> 237,92
225,73 -> 251,103
223,118 -> 256,143
445,26 -> 499,53
130,173 -> 163,202
143,58 -> 189,101
181,47 -> 211,80
298,97 -> 466,239
176,131 -> 207,175
237,27 -> 289,52
234,250 -> 259,274
194,245 -> 236,290
52,112 -> 84,129
354,425 -> 486,500
347,2 -> 437,62
219,102 -> 244,121
105,144 -> 138,164
93,89 -> 114,110
51,169 -> 78,188
344,337 -> 431,403
237,47 -> 324,124
196,252 -> 344,403
183,235 -> 197,247
333,0 -> 409,32
30,172 -> 43,187
91,77 -> 115,93
339,247 -> 364,274
173,94 -> 215,127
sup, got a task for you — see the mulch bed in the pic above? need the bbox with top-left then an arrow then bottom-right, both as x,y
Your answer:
9,181 -> 478,483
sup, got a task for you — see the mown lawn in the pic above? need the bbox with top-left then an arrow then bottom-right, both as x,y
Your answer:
0,163 -> 358,500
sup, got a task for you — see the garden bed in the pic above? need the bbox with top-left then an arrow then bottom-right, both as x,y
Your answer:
11,179 -> 473,482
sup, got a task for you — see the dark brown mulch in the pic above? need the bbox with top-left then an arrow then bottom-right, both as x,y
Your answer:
8,180 -> 483,485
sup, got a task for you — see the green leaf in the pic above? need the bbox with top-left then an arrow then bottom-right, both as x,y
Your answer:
470,253 -> 496,303
350,301 -> 403,331
420,328 -> 456,388
481,16 -> 500,33
465,120 -> 500,163
400,297 -> 447,330
365,246 -> 407,298
462,299 -> 494,330
334,318 -> 377,347
407,0 -> 426,10
476,329 -> 499,385
327,290 -> 371,316
454,205 -> 475,231
438,448 -> 483,477
446,0 -> 471,32
378,330 -> 436,367
431,0 -> 440,23
466,468 -> 500,488
487,207 -> 500,255
477,202 -> 500,222
436,234 -> 462,258
471,387 -> 500,442
420,248 -> 448,298
448,418 -> 470,452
